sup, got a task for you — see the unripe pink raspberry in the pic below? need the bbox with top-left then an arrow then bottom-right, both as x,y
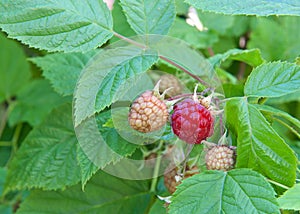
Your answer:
128,91 -> 168,133
205,145 -> 236,171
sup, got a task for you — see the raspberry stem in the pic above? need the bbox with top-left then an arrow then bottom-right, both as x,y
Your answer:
167,88 -> 213,101
150,149 -> 162,193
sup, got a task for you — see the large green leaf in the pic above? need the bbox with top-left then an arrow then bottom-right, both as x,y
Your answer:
244,62 -> 300,98
4,104 -> 80,193
8,79 -> 68,126
0,205 -> 12,214
253,104 -> 300,130
186,0 -> 300,16
278,183 -> 300,210
0,33 -> 30,102
30,51 -> 96,96
120,0 -> 175,35
209,48 -> 264,68
169,169 -> 279,214
225,98 -> 297,187
74,46 -> 158,126
17,171 -> 152,214
0,0 -> 113,52
77,110 -> 138,188
248,16 -> 300,62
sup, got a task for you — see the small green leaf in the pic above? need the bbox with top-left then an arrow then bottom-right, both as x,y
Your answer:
5,104 -> 80,192
168,17 -> 219,49
77,110 -> 138,188
254,104 -> 300,130
17,171 -> 152,214
248,17 -> 300,62
186,0 -> 300,16
0,0 -> 113,52
244,62 -> 300,98
0,33 -> 30,102
209,48 -> 264,68
8,79 -> 68,126
30,51 -> 97,96
225,98 -> 297,188
149,199 -> 166,214
74,47 -> 158,126
95,52 -> 158,114
278,183 -> 300,210
169,169 -> 279,214
120,0 -> 176,35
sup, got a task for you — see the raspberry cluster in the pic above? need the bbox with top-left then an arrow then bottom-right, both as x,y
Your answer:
205,145 -> 235,171
128,91 -> 168,133
171,99 -> 214,144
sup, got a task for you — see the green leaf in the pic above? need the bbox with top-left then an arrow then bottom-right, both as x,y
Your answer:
0,167 -> 6,196
278,183 -> 300,210
254,104 -> 300,130
149,199 -> 166,214
168,17 -> 219,49
0,205 -> 12,214
267,89 -> 300,104
4,104 -> 80,192
244,62 -> 300,98
74,47 -> 158,126
77,110 -> 138,188
8,79 -> 68,126
30,51 -> 96,96
169,169 -> 279,214
120,0 -> 176,35
248,17 -> 300,62
0,33 -> 30,102
0,0 -> 113,52
186,0 -> 300,16
225,98 -> 297,188
110,1 -> 136,43
198,11 -> 235,35
209,48 -> 264,68
95,54 -> 158,114
17,171 -> 152,214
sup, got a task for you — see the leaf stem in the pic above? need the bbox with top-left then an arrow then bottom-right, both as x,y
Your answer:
113,32 -> 146,49
267,179 -> 290,190
273,117 -> 300,139
150,150 -> 162,193
0,103 -> 9,138
6,124 -> 23,167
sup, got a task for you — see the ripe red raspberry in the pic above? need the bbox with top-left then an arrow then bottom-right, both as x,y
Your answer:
164,165 -> 198,194
128,91 -> 168,133
205,145 -> 235,171
171,99 -> 214,144
158,74 -> 182,97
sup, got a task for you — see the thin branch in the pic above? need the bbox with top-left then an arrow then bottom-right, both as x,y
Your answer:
159,55 -> 210,87
167,89 -> 213,101
113,32 -> 146,49
207,47 -> 214,56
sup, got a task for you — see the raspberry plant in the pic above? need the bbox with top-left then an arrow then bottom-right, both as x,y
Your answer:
0,0 -> 300,214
